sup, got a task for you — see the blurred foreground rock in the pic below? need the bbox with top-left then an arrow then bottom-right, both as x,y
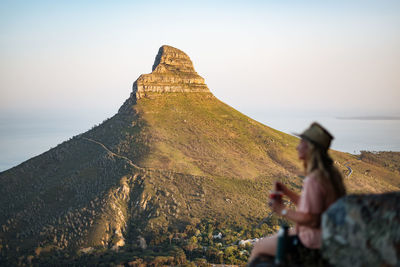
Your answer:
322,192 -> 400,267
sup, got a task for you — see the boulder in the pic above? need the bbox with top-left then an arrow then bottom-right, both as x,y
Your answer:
138,236 -> 147,250
322,192 -> 400,267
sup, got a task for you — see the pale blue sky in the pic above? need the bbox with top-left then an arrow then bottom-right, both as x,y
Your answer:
1,0 -> 400,116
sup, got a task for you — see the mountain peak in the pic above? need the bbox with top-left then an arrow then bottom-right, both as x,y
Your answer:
130,45 -> 210,101
151,45 -> 195,72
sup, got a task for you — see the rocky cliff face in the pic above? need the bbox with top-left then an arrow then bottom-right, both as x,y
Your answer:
119,45 -> 210,114
322,192 -> 400,267
133,45 -> 209,99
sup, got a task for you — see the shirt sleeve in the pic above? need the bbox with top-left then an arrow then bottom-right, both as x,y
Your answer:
297,175 -> 325,214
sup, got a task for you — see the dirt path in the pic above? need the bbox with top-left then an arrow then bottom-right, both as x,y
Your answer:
343,162 -> 353,178
81,137 -> 145,171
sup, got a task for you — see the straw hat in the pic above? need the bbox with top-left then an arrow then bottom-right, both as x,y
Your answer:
295,122 -> 334,151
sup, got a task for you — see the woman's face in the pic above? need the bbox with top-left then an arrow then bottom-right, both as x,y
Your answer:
297,139 -> 309,160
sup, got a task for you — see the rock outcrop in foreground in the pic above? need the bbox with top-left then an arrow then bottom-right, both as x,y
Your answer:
133,45 -> 209,99
322,192 -> 400,267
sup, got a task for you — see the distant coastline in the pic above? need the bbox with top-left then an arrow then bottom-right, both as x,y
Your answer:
336,116 -> 400,121
2,112 -> 400,172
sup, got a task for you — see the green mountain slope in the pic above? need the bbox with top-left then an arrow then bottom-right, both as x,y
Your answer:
89,92 -> 302,180
0,45 -> 399,265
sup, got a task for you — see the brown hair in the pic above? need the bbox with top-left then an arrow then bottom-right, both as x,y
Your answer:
304,141 -> 346,199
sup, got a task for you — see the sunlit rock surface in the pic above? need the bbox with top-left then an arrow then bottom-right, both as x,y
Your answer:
135,45 -> 209,99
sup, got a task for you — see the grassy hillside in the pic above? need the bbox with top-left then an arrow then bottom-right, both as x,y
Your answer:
1,92 -> 399,265
87,92 -> 302,180
86,92 -> 400,194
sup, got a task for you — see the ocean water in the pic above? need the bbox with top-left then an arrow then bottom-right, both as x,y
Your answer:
0,112 -> 109,172
0,111 -> 399,172
248,111 -> 400,154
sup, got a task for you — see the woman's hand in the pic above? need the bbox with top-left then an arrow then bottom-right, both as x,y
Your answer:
274,181 -> 300,205
274,181 -> 287,194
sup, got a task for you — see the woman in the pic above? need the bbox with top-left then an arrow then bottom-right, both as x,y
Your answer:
248,122 -> 346,263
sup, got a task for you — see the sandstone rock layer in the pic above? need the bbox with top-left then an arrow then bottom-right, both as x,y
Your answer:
133,45 -> 210,99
